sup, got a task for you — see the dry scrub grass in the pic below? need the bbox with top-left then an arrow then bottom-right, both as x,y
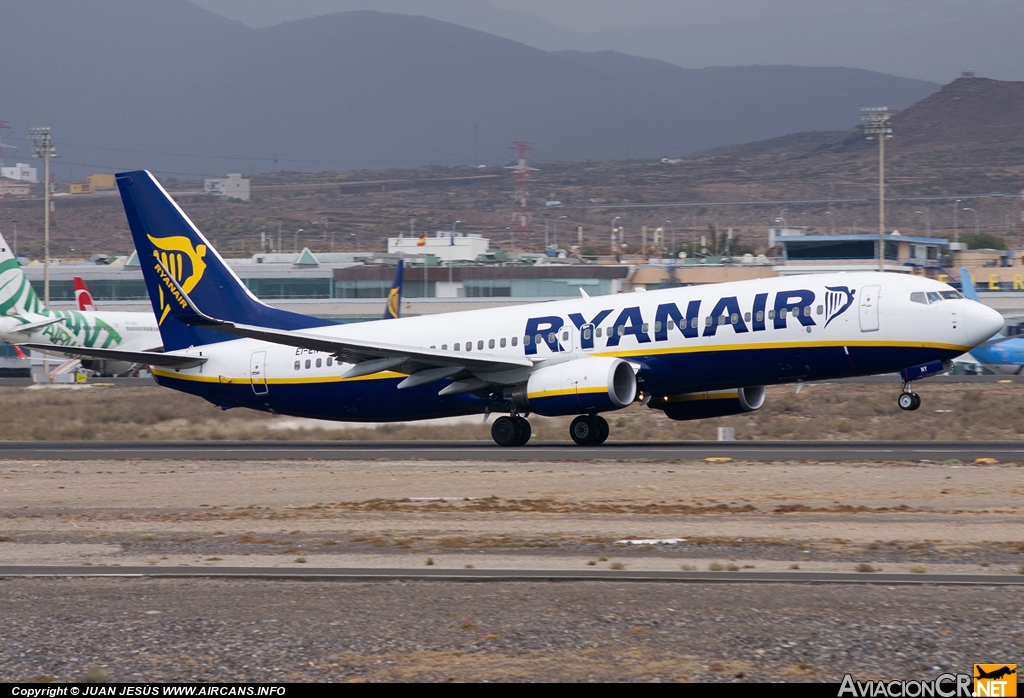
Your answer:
1,381 -> 1023,441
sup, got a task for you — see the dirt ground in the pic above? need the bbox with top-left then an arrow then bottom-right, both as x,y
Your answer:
2,457 -> 1022,575
2,380 -> 1024,442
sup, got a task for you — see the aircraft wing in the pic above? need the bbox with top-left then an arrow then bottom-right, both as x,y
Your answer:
158,262 -> 536,379
18,343 -> 207,369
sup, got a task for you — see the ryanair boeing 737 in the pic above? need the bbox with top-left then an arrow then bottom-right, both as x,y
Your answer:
24,171 -> 1005,445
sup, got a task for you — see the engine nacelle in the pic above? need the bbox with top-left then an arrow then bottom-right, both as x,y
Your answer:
653,386 -> 766,421
516,357 -> 638,417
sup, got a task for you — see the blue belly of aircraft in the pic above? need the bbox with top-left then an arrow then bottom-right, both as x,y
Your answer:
156,343 -> 963,421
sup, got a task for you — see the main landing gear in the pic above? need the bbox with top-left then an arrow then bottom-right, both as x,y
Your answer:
570,415 -> 609,446
897,383 -> 921,411
491,415 -> 532,447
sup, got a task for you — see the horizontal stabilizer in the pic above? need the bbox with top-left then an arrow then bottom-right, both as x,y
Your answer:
18,343 -> 207,369
7,317 -> 64,334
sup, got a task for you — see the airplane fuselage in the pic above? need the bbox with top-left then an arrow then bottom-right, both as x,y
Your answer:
150,272 -> 992,422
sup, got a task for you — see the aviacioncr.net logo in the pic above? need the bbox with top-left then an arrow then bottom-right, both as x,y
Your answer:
148,234 -> 207,325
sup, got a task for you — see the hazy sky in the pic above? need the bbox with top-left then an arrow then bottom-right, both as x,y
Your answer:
190,0 -> 1024,83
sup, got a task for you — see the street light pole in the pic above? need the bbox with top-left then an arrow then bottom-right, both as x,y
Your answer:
861,106 -> 893,272
914,210 -> 931,236
294,228 -> 303,253
28,127 -> 57,381
611,216 -> 621,256
554,215 -> 567,250
953,199 -> 961,245
962,207 -> 979,238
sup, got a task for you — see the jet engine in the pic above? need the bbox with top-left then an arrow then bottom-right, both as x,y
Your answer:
652,386 -> 766,421
511,356 -> 637,417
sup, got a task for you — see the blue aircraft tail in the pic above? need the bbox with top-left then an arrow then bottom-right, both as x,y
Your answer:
959,267 -> 980,301
116,170 -> 335,351
383,260 -> 404,319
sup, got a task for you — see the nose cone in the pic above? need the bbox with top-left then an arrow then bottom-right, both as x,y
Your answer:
963,300 -> 1004,347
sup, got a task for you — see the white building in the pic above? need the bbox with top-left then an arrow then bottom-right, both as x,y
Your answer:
0,163 -> 38,183
204,173 -> 250,201
388,231 -> 491,263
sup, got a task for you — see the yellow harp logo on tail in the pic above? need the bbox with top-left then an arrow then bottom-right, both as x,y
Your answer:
385,286 -> 400,319
148,234 -> 208,325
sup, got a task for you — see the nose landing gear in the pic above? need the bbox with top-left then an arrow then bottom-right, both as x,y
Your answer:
897,384 -> 921,411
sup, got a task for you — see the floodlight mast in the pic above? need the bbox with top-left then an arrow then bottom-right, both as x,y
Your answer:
861,106 -> 893,272
27,126 -> 58,381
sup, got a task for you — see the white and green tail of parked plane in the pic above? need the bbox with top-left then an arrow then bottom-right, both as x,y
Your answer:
0,233 -> 161,370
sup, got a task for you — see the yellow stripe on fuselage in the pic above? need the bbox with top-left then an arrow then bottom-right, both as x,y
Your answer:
151,368 -> 406,385
527,386 -> 608,400
594,338 -> 970,359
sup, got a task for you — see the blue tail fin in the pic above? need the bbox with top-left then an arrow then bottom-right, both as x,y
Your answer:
116,170 -> 334,351
383,260 -> 404,319
959,267 -> 979,301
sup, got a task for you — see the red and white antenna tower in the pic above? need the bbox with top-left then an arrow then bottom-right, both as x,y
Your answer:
507,141 -> 537,248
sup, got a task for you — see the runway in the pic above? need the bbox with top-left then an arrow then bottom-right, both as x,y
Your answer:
2,439 -> 1023,461
2,566 -> 1023,586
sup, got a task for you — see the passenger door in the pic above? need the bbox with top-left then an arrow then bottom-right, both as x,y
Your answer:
250,351 -> 268,395
859,285 -> 880,332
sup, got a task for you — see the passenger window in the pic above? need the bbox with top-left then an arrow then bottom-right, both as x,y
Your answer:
654,321 -> 662,333
690,317 -> 698,329
779,308 -> 787,319
596,327 -> 602,337
562,331 -> 568,341
641,323 -> 649,333
535,334 -> 543,346
316,358 -> 322,368
719,315 -> 727,326
523,336 -> 531,346
327,357 -> 333,366
441,344 -> 448,350
511,337 -> 518,347
910,292 -> 927,304
583,328 -> 591,340
940,290 -> 962,299
454,343 -> 460,351
666,320 -> 673,331
927,292 -> 942,304
500,338 -> 506,348
730,313 -> 738,325
547,332 -> 556,344
616,326 -> 624,336
816,305 -> 823,316
606,326 -> 614,336
805,306 -> 811,317
489,339 -> 495,349
756,311 -> 764,322
744,312 -> 751,322
294,360 -> 300,371
705,317 -> 712,327
478,340 -> 484,350
768,310 -> 776,320
305,359 -> 311,369
466,341 -> 473,352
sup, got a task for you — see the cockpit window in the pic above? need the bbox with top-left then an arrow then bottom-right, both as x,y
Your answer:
940,290 -> 963,299
926,291 -> 943,304
910,292 -> 927,304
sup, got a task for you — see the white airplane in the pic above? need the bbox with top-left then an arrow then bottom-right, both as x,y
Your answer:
26,171 -> 1004,445
0,232 -> 161,375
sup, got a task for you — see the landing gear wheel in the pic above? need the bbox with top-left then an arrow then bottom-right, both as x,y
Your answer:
898,392 -> 919,411
513,416 -> 532,446
570,415 -> 597,446
592,415 -> 609,446
491,416 -> 522,447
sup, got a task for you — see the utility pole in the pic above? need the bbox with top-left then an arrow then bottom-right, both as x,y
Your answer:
861,107 -> 893,272
28,126 -> 57,381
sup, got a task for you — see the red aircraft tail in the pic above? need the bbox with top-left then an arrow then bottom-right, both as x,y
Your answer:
73,277 -> 97,312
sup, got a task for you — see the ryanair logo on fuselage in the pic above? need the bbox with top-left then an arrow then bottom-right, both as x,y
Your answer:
523,287 -> 855,355
148,234 -> 207,325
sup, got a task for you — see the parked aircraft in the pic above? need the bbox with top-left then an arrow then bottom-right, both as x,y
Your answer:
0,233 -> 161,375
26,172 -> 1004,445
74,277 -> 97,311
958,267 -> 1024,373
